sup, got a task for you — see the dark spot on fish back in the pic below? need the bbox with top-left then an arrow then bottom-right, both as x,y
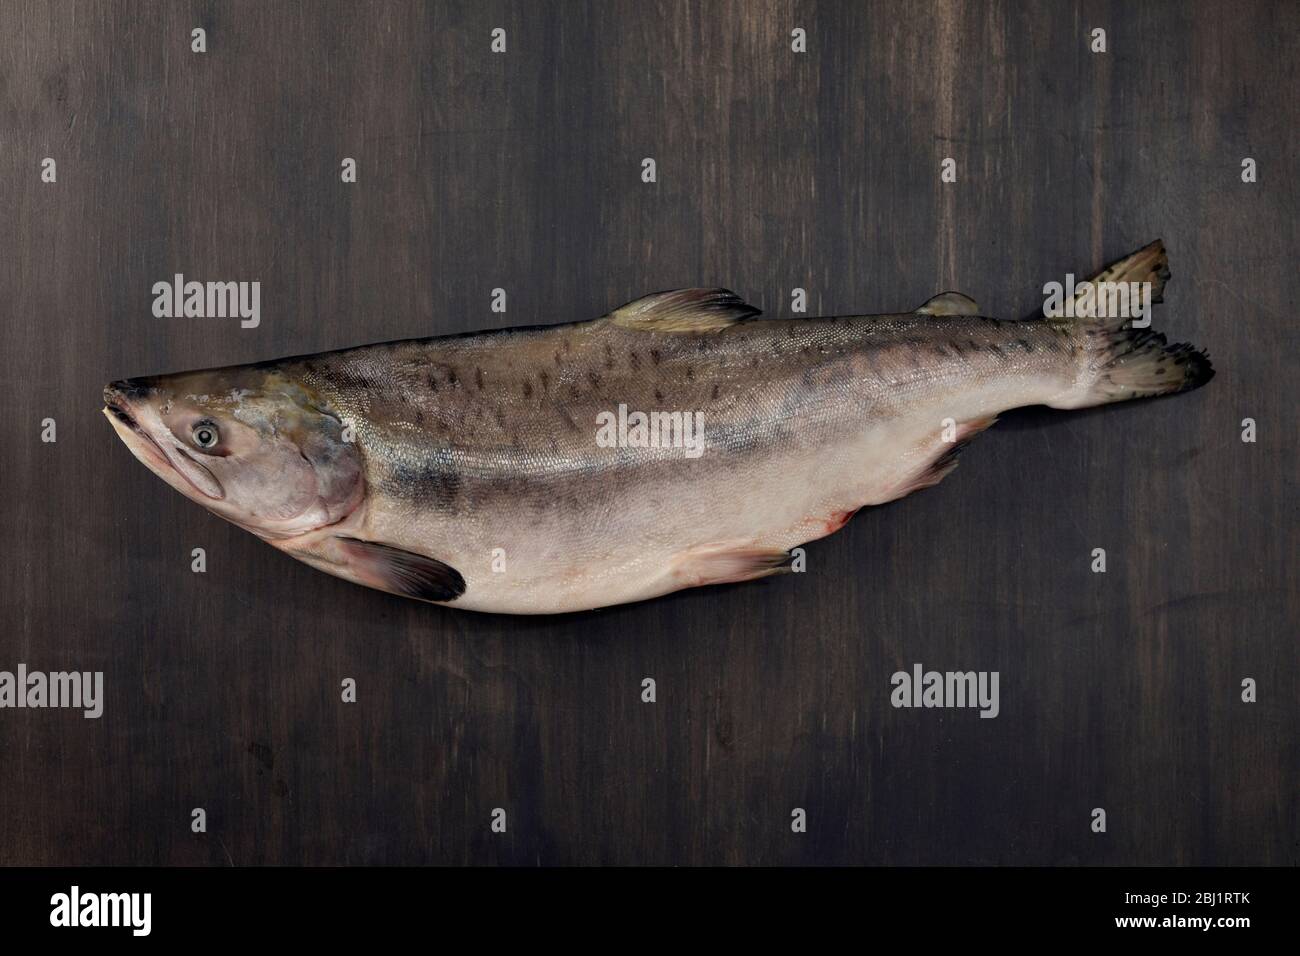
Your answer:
475,367 -> 485,390
522,380 -> 533,398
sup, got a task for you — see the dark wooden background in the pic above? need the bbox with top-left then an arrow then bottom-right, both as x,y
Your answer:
1,1 -> 1294,866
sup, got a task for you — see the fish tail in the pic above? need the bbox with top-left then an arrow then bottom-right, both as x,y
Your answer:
1046,239 -> 1214,408
1079,328 -> 1214,405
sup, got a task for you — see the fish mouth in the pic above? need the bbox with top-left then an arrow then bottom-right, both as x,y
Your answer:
103,380 -> 225,501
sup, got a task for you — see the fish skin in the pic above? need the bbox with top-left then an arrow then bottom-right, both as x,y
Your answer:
104,240 -> 1212,614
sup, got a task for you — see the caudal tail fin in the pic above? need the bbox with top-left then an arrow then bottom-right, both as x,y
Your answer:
1047,239 -> 1214,409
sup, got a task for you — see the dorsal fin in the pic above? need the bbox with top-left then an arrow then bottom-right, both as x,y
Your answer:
607,288 -> 761,331
917,291 -> 980,316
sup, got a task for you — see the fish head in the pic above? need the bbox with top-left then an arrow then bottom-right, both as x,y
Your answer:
103,368 -> 364,538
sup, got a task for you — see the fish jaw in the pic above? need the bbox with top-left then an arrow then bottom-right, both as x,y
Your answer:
102,394 -> 226,503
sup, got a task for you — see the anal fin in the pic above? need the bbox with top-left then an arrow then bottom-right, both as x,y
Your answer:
672,541 -> 793,589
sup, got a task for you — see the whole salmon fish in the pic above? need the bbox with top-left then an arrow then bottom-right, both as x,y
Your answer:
104,240 -> 1211,614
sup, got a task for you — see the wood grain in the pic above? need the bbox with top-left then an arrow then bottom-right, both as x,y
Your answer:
0,0 -> 1294,865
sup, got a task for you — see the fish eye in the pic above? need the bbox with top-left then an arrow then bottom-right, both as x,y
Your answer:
191,421 -> 220,449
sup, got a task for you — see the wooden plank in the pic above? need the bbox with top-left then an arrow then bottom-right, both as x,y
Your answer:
0,0 -> 1294,865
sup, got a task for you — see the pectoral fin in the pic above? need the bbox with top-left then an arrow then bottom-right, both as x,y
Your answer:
333,537 -> 466,603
